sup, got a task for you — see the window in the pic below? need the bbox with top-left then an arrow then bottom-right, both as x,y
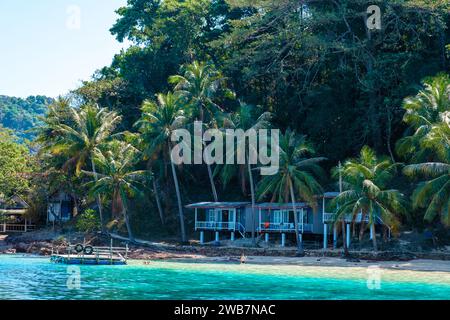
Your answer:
207,209 -> 215,222
271,210 -> 282,224
288,210 -> 308,224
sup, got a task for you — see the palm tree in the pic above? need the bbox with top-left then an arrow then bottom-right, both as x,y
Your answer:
85,142 -> 148,242
169,61 -> 234,202
332,146 -> 407,251
135,92 -> 188,242
41,104 -> 122,231
396,73 -> 450,162
215,103 -> 272,243
404,117 -> 450,226
257,129 -> 325,250
126,131 -> 166,225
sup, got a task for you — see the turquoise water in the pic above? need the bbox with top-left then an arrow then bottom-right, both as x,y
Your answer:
1,255 -> 450,300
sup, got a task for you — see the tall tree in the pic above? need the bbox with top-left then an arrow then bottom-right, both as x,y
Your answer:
169,61 -> 235,202
86,141 -> 148,242
135,92 -> 188,242
40,104 -> 122,231
216,103 -> 272,243
404,109 -> 450,226
332,146 -> 407,251
397,73 -> 450,162
257,129 -> 325,250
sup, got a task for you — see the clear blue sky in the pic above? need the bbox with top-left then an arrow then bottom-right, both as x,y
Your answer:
0,0 -> 129,98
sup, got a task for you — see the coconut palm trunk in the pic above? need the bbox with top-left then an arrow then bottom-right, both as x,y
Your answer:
120,195 -> 134,242
207,163 -> 219,202
91,158 -> 105,232
371,223 -> 378,251
170,156 -> 186,242
359,212 -> 367,248
199,104 -> 218,202
152,177 -> 165,225
289,180 -> 302,252
341,220 -> 349,256
247,160 -> 256,245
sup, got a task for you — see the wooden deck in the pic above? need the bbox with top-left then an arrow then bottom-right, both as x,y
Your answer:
51,254 -> 127,265
50,244 -> 128,265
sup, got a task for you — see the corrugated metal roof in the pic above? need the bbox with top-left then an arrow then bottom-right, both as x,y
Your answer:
0,209 -> 27,215
323,192 -> 340,198
254,203 -> 308,209
185,202 -> 251,209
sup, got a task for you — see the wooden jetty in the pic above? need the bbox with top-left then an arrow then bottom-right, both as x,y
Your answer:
50,242 -> 128,265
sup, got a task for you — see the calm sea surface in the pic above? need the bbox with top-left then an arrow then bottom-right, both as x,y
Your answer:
1,255 -> 450,300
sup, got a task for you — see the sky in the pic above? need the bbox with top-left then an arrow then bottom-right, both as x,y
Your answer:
0,0 -> 129,98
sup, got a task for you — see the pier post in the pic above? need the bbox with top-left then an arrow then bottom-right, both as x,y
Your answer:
281,233 -> 286,247
265,233 -> 269,243
215,231 -> 220,242
231,232 -> 235,241
323,223 -> 328,249
200,231 -> 204,244
346,223 -> 351,248
333,225 -> 337,249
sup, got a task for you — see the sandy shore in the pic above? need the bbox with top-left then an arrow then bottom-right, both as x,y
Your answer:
131,252 -> 450,273
4,231 -> 450,273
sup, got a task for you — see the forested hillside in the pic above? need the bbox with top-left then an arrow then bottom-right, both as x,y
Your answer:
15,0 -> 450,245
0,95 -> 53,140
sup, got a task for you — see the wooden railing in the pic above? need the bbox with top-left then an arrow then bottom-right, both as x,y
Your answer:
259,223 -> 313,233
195,221 -> 236,231
323,213 -> 370,223
0,224 -> 36,233
62,244 -> 129,260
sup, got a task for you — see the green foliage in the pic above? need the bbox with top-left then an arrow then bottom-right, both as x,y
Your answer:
40,103 -> 122,175
86,141 -> 149,240
332,146 -> 407,249
257,129 -> 325,208
0,128 -> 33,197
0,95 -> 53,141
396,73 -> 450,162
402,74 -> 450,225
29,0 -> 450,242
76,209 -> 101,233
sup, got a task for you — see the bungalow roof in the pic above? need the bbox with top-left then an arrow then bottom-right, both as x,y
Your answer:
185,202 -> 250,209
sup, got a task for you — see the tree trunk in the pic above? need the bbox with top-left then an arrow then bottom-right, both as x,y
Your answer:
71,193 -> 79,218
199,102 -> 218,202
371,223 -> 378,251
289,180 -> 303,253
152,176 -> 165,225
91,158 -> 105,233
359,213 -> 367,243
207,163 -> 218,202
122,200 -> 134,242
247,160 -> 256,246
342,220 -> 349,256
386,105 -> 396,163
171,159 -> 186,242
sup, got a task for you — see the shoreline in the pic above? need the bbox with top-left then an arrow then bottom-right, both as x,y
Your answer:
4,249 -> 450,273
4,232 -> 450,273
154,255 -> 450,273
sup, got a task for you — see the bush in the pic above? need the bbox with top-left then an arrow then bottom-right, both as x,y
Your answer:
76,209 -> 100,233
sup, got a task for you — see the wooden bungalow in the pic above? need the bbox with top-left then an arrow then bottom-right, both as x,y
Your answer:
185,202 -> 251,244
188,192 -> 390,248
47,191 -> 76,224
321,192 -> 389,249
256,202 -> 319,247
0,195 -> 34,233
